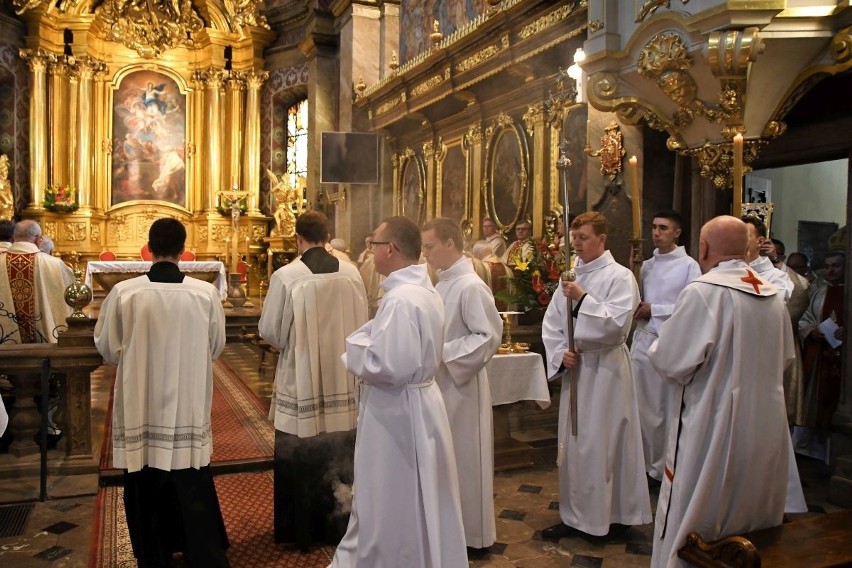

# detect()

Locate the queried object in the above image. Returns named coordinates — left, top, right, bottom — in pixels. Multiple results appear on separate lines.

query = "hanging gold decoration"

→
left=223, top=0, right=271, bottom=38
left=96, top=0, right=204, bottom=58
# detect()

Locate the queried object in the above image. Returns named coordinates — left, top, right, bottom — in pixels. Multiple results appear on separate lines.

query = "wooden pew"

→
left=678, top=509, right=852, bottom=567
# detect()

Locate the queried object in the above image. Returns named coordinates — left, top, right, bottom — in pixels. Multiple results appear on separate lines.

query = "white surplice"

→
left=750, top=255, right=793, bottom=302
left=330, top=263, right=467, bottom=568
left=542, top=250, right=651, bottom=536
left=0, top=242, right=74, bottom=343
left=435, top=256, right=503, bottom=548
left=94, top=275, right=226, bottom=473
left=648, top=260, right=804, bottom=568
left=630, top=246, right=701, bottom=480
left=259, top=258, right=367, bottom=437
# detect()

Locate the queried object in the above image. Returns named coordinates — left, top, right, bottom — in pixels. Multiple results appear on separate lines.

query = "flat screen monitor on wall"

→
left=320, top=131, right=380, bottom=185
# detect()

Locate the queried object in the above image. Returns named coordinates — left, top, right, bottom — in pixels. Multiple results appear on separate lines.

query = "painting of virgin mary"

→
left=111, top=70, right=187, bottom=207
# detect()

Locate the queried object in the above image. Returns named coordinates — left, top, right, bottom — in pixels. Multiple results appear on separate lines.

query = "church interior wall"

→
left=750, top=159, right=848, bottom=261
left=0, top=43, right=29, bottom=215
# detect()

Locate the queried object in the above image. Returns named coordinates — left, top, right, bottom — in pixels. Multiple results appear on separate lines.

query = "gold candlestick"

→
left=628, top=156, right=641, bottom=240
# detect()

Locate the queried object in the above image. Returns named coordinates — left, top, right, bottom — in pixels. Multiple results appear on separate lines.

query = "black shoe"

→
left=541, top=522, right=576, bottom=541
left=33, top=431, right=62, bottom=450
left=467, top=546, right=489, bottom=559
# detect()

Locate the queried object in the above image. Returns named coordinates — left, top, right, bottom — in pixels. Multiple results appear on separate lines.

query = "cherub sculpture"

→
left=267, top=169, right=305, bottom=238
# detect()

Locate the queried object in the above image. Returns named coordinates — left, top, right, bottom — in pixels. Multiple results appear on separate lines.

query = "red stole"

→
left=5, top=252, right=37, bottom=343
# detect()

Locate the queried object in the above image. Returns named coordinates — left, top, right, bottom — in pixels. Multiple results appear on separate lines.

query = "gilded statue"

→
left=267, top=170, right=305, bottom=238
left=0, top=155, right=13, bottom=220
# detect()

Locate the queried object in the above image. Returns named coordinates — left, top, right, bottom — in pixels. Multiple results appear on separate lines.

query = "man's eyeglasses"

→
left=369, top=240, right=396, bottom=251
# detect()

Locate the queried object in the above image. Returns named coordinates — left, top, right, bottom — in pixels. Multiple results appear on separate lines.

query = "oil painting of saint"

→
left=402, top=159, right=423, bottom=223
left=111, top=70, right=186, bottom=207
left=441, top=145, right=466, bottom=222
left=490, top=130, right=525, bottom=226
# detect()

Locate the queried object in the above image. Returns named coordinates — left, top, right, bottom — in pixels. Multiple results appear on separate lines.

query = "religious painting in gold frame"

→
left=438, top=142, right=467, bottom=222
left=111, top=69, right=187, bottom=208
left=399, top=150, right=425, bottom=224
left=561, top=104, right=589, bottom=214
left=485, top=117, right=529, bottom=229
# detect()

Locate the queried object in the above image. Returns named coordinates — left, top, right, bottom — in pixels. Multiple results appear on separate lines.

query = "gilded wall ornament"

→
left=543, top=67, right=578, bottom=128
left=636, top=0, right=689, bottom=23
left=831, top=25, right=852, bottom=63
left=586, top=122, right=625, bottom=181
left=64, top=222, right=87, bottom=242
left=13, top=0, right=79, bottom=14
left=96, top=0, right=204, bottom=58
left=223, top=0, right=270, bottom=38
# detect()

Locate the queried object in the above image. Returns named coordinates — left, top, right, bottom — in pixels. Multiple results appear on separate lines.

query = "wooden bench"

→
left=678, top=509, right=852, bottom=567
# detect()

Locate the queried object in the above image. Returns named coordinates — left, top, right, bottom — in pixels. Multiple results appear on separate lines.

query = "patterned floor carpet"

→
left=99, top=360, right=275, bottom=473
left=90, top=472, right=335, bottom=568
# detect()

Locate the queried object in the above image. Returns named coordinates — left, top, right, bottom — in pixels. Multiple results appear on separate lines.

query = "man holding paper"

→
left=799, top=251, right=845, bottom=431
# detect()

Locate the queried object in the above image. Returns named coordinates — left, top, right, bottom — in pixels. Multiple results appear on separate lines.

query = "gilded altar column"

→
left=523, top=103, right=547, bottom=233
left=73, top=58, right=100, bottom=209
left=244, top=68, right=268, bottom=214
left=226, top=74, right=245, bottom=195
left=21, top=49, right=49, bottom=210
left=463, top=123, right=483, bottom=237
left=204, top=69, right=226, bottom=211
left=93, top=67, right=111, bottom=213
left=47, top=59, right=70, bottom=188
left=422, top=139, right=439, bottom=220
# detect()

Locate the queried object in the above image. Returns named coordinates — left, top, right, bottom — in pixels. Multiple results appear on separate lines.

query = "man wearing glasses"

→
left=330, top=216, right=467, bottom=567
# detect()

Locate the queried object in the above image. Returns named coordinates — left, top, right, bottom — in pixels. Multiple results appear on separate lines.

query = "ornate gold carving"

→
left=518, top=5, right=575, bottom=40
left=44, top=221, right=58, bottom=239
left=430, top=20, right=444, bottom=47
left=832, top=25, right=852, bottom=63
left=376, top=93, right=405, bottom=116
left=682, top=139, right=761, bottom=189
left=422, top=140, right=438, bottom=159
left=586, top=122, right=625, bottom=181
left=96, top=0, right=204, bottom=58
left=64, top=222, right=87, bottom=242
left=199, top=226, right=208, bottom=243
left=464, top=123, right=483, bottom=147
left=19, top=49, right=51, bottom=73
left=13, top=0, right=79, bottom=14
left=762, top=121, right=787, bottom=139
left=108, top=214, right=129, bottom=241
left=91, top=223, right=101, bottom=242
left=251, top=225, right=265, bottom=243
left=245, top=68, right=270, bottom=89
left=391, top=153, right=400, bottom=169
left=210, top=225, right=230, bottom=244
left=522, top=103, right=545, bottom=135
left=456, top=36, right=509, bottom=74
left=411, top=73, right=445, bottom=98
left=588, top=20, right=603, bottom=33
left=681, top=532, right=760, bottom=567
left=636, top=0, right=690, bottom=23
left=223, top=0, right=270, bottom=37
left=0, top=155, right=12, bottom=221
left=389, top=51, right=400, bottom=73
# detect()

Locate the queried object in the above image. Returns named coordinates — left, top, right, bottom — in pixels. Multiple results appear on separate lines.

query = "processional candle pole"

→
left=732, top=133, right=744, bottom=218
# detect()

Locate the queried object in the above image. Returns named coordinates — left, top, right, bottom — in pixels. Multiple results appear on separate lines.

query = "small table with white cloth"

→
left=84, top=261, right=228, bottom=300
left=486, top=351, right=551, bottom=470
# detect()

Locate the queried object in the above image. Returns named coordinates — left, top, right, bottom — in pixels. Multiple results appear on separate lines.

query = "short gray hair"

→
left=14, top=219, right=41, bottom=241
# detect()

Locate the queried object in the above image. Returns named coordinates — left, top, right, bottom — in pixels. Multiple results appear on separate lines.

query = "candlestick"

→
left=628, top=155, right=641, bottom=240
left=732, top=133, right=744, bottom=218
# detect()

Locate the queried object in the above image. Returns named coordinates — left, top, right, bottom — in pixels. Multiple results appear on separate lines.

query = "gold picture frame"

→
left=484, top=114, right=530, bottom=231
left=396, top=148, right=426, bottom=224
left=437, top=140, right=467, bottom=222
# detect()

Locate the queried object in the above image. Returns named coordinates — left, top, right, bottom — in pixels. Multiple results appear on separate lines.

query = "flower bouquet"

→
left=43, top=185, right=79, bottom=213
left=496, top=235, right=567, bottom=311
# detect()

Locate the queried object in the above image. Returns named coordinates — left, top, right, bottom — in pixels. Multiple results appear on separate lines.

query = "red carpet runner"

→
left=90, top=472, right=335, bottom=567
left=99, top=359, right=275, bottom=472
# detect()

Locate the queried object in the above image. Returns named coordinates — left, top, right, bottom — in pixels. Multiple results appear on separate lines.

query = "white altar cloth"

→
left=85, top=261, right=228, bottom=299
left=486, top=352, right=551, bottom=409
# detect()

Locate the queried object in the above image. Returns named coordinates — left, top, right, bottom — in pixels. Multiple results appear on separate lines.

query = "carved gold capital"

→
left=463, top=123, right=483, bottom=147
left=522, top=103, right=545, bottom=136
left=244, top=68, right=270, bottom=89
left=20, top=48, right=51, bottom=72
left=683, top=138, right=761, bottom=190
left=422, top=140, right=438, bottom=159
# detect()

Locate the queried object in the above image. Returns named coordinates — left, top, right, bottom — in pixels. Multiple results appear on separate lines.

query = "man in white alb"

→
left=259, top=210, right=368, bottom=550
left=648, top=216, right=804, bottom=568
left=421, top=218, right=502, bottom=553
left=630, top=210, right=700, bottom=482
left=742, top=215, right=793, bottom=301
left=95, top=218, right=230, bottom=567
left=482, top=217, right=507, bottom=258
left=541, top=211, right=651, bottom=539
left=330, top=216, right=467, bottom=568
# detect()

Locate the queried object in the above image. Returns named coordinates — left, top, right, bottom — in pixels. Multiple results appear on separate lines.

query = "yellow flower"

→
left=514, top=259, right=529, bottom=272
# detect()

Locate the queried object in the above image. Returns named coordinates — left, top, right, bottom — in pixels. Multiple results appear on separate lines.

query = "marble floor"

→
left=0, top=341, right=844, bottom=567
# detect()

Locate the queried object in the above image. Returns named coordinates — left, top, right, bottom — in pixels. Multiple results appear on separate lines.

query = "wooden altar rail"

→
left=678, top=509, right=852, bottom=567
left=0, top=318, right=102, bottom=480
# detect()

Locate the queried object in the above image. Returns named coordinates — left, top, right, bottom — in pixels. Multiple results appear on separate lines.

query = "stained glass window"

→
left=287, top=99, right=308, bottom=191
